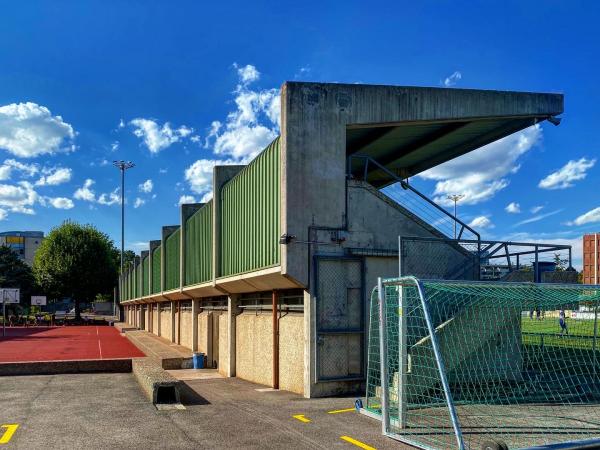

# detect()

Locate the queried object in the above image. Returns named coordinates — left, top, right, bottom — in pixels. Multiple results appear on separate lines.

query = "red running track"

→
left=0, top=326, right=145, bottom=363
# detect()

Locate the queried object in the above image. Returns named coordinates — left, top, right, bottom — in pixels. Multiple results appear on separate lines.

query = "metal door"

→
left=315, top=256, right=364, bottom=381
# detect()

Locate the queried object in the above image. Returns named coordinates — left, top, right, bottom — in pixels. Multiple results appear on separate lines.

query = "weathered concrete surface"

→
left=236, top=312, right=273, bottom=388
left=179, top=309, right=193, bottom=349
left=132, top=357, right=182, bottom=405
left=0, top=359, right=131, bottom=376
left=280, top=81, right=563, bottom=288
left=122, top=329, right=192, bottom=370
left=0, top=373, right=405, bottom=449
left=159, top=306, right=171, bottom=340
left=218, top=312, right=229, bottom=377
left=279, top=312, right=304, bottom=394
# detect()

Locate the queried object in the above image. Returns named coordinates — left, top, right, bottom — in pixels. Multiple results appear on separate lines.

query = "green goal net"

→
left=365, top=277, right=600, bottom=450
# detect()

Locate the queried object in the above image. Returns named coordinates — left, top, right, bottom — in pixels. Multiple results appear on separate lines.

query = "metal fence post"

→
left=377, top=277, right=390, bottom=435
left=413, top=278, right=465, bottom=450
left=398, top=281, right=407, bottom=428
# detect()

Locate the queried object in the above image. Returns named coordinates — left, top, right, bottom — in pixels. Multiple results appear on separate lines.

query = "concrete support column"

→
left=157, top=302, right=161, bottom=337
left=170, top=301, right=176, bottom=343
left=226, top=294, right=240, bottom=377
left=191, top=299, right=199, bottom=352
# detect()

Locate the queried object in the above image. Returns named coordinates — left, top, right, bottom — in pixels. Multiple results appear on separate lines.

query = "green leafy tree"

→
left=112, top=249, right=136, bottom=274
left=0, top=245, right=35, bottom=304
left=553, top=253, right=568, bottom=271
left=33, top=221, right=118, bottom=320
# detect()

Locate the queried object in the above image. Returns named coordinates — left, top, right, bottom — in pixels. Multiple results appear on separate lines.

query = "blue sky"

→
left=0, top=1, right=598, bottom=268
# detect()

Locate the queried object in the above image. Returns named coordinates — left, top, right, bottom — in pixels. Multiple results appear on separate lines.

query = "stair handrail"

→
left=347, top=154, right=481, bottom=241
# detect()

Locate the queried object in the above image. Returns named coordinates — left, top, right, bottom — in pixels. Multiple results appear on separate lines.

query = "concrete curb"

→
left=0, top=359, right=132, bottom=376
left=132, top=357, right=182, bottom=405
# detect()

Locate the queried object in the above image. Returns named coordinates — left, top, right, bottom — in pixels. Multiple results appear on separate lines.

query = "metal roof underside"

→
left=347, top=115, right=553, bottom=188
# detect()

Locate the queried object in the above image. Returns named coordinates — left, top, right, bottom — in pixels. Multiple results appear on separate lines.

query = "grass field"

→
left=522, top=317, right=597, bottom=336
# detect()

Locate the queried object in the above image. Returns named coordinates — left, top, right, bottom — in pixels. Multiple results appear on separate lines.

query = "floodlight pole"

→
left=113, top=160, right=135, bottom=319
left=447, top=194, right=465, bottom=239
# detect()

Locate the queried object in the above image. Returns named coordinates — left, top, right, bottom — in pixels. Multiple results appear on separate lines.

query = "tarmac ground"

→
left=0, top=372, right=410, bottom=450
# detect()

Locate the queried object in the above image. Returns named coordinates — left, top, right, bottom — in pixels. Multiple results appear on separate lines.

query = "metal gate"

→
left=314, top=256, right=364, bottom=382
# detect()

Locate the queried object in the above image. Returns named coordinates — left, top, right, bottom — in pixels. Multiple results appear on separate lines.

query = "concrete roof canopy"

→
left=331, top=85, right=564, bottom=188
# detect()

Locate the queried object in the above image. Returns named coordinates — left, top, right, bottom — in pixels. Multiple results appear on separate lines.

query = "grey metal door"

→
left=315, top=256, right=364, bottom=381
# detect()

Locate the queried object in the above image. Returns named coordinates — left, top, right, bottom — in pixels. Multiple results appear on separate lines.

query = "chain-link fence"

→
left=366, top=277, right=600, bottom=450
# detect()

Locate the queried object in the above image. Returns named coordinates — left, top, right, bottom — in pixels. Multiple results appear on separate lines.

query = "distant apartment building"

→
left=0, top=231, right=44, bottom=266
left=582, top=233, right=600, bottom=284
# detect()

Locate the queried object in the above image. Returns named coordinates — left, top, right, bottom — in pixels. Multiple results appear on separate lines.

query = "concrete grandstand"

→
left=120, top=82, right=567, bottom=398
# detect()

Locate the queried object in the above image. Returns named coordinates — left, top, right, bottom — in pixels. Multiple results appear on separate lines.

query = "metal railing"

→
left=347, top=154, right=480, bottom=242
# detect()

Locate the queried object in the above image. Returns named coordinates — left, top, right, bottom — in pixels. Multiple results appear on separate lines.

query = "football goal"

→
left=365, top=277, right=600, bottom=450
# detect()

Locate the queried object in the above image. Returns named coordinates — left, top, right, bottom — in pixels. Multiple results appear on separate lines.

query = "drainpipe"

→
left=272, top=290, right=279, bottom=390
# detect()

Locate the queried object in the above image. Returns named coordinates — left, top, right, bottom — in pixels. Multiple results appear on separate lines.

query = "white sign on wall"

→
left=31, top=296, right=47, bottom=306
left=0, top=289, right=20, bottom=304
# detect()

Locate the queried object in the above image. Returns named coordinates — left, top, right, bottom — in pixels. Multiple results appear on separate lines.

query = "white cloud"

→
left=46, top=197, right=74, bottom=209
left=184, top=64, right=280, bottom=199
left=130, top=118, right=194, bottom=153
left=513, top=209, right=563, bottom=227
left=178, top=195, right=196, bottom=205
left=468, top=215, right=494, bottom=229
left=567, top=207, right=600, bottom=227
left=0, top=159, right=38, bottom=181
left=111, top=141, right=119, bottom=152
left=443, top=71, right=462, bottom=87
left=0, top=208, right=6, bottom=220
left=97, top=189, right=120, bottom=206
left=159, top=168, right=168, bottom=174
left=35, top=167, right=72, bottom=186
left=0, top=181, right=38, bottom=214
left=505, top=202, right=521, bottom=214
left=73, top=178, right=120, bottom=206
left=420, top=125, right=542, bottom=206
left=184, top=158, right=237, bottom=197
left=234, top=63, right=260, bottom=84
left=538, top=157, right=596, bottom=190
left=0, top=102, right=75, bottom=158
left=138, top=179, right=153, bottom=193
left=118, top=119, right=125, bottom=129
left=73, top=178, right=96, bottom=202
left=530, top=205, right=544, bottom=214
left=134, top=197, right=145, bottom=208
left=204, top=64, right=280, bottom=160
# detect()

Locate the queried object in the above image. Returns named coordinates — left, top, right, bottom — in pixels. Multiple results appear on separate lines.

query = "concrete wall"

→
left=159, top=307, right=171, bottom=340
left=236, top=312, right=272, bottom=387
left=279, top=312, right=304, bottom=394
left=144, top=307, right=150, bottom=332
left=152, top=305, right=159, bottom=335
left=280, top=82, right=563, bottom=288
left=218, top=313, right=229, bottom=377
left=180, top=309, right=193, bottom=349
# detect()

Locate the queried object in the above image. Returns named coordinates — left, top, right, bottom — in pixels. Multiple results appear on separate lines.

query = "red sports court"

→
left=0, top=326, right=145, bottom=363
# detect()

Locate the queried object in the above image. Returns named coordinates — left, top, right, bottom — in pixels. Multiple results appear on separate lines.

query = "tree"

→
left=0, top=245, right=35, bottom=305
left=553, top=253, right=569, bottom=271
left=112, top=249, right=136, bottom=274
left=33, top=221, right=118, bottom=320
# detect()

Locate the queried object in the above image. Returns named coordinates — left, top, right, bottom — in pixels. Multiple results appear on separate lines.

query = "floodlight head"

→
left=113, top=160, right=136, bottom=170
left=547, top=116, right=562, bottom=126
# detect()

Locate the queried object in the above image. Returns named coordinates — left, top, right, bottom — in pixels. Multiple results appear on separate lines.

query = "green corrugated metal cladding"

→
left=152, top=246, right=161, bottom=294
left=136, top=262, right=142, bottom=298
left=142, top=256, right=149, bottom=297
left=184, top=201, right=213, bottom=285
left=165, top=228, right=180, bottom=291
left=220, top=137, right=280, bottom=277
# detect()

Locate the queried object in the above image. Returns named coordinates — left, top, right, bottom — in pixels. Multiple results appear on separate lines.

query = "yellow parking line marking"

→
left=0, top=424, right=19, bottom=445
left=328, top=408, right=355, bottom=414
left=292, top=414, right=311, bottom=423
left=340, top=435, right=376, bottom=450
